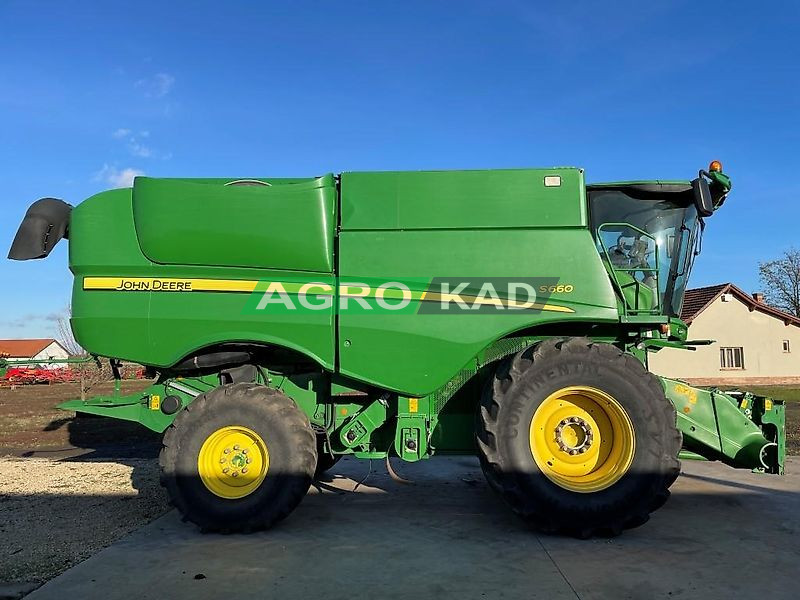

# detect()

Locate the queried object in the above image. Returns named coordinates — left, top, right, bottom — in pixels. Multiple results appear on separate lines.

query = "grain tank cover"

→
left=340, top=168, right=586, bottom=230
left=132, top=175, right=336, bottom=272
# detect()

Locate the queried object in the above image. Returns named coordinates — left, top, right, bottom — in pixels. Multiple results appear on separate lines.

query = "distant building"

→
left=649, top=283, right=800, bottom=385
left=0, top=338, right=70, bottom=369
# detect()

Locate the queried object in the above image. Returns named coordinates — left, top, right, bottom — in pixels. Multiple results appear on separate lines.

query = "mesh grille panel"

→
left=431, top=337, right=533, bottom=413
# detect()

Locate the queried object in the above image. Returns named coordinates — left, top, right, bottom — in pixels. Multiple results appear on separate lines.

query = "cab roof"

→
left=587, top=180, right=692, bottom=194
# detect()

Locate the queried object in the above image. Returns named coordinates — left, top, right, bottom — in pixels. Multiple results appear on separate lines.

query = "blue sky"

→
left=1, top=1, right=798, bottom=338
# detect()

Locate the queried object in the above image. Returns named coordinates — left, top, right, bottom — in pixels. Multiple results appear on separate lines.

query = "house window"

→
left=720, top=347, right=745, bottom=369
left=783, top=340, right=791, bottom=353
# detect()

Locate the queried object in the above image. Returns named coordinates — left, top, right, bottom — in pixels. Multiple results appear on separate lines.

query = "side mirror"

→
left=691, top=174, right=714, bottom=217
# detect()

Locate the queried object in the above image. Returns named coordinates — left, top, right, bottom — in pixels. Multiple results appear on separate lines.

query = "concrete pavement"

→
left=26, top=456, right=800, bottom=600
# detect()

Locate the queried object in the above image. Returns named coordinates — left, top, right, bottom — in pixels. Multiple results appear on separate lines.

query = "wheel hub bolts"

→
left=555, top=416, right=593, bottom=454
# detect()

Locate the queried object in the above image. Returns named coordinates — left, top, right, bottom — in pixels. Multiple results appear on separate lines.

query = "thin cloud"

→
left=1, top=317, right=28, bottom=329
left=135, top=72, right=175, bottom=98
left=0, top=313, right=62, bottom=329
left=93, top=164, right=145, bottom=188
left=111, top=129, right=165, bottom=160
left=129, top=141, right=152, bottom=158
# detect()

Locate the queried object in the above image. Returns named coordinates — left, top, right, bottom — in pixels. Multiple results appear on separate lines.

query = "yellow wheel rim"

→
left=197, top=425, right=269, bottom=499
left=529, top=386, right=635, bottom=493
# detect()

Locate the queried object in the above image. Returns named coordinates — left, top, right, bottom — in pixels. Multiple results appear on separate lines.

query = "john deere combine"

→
left=8, top=161, right=785, bottom=537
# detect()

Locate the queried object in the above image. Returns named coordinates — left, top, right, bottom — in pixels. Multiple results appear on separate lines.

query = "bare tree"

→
left=759, top=248, right=800, bottom=317
left=56, top=305, right=85, bottom=356
left=56, top=305, right=111, bottom=398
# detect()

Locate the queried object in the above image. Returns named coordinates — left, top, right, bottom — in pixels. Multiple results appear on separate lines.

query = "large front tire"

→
left=477, top=337, right=681, bottom=537
left=159, top=383, right=317, bottom=533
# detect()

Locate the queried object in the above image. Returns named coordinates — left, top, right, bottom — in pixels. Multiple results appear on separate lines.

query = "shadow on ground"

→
left=5, top=452, right=800, bottom=600
left=30, top=412, right=162, bottom=460
left=3, top=403, right=800, bottom=599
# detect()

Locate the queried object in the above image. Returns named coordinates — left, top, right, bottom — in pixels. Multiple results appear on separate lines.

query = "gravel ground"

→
left=0, top=456, right=168, bottom=587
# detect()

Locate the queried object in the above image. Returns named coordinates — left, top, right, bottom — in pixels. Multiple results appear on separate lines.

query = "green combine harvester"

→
left=8, top=161, right=785, bottom=537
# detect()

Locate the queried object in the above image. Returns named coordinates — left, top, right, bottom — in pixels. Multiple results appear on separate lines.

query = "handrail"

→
left=597, top=222, right=661, bottom=316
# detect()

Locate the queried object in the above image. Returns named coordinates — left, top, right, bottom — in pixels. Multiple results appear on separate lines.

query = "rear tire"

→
left=477, top=337, right=681, bottom=537
left=159, top=383, right=317, bottom=533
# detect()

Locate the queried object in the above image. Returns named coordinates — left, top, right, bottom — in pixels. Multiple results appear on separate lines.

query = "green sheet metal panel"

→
left=337, top=228, right=619, bottom=396
left=69, top=168, right=610, bottom=390
left=340, top=168, right=586, bottom=230
left=132, top=175, right=336, bottom=272
left=145, top=269, right=336, bottom=370
left=69, top=189, right=336, bottom=369
left=70, top=189, right=153, bottom=360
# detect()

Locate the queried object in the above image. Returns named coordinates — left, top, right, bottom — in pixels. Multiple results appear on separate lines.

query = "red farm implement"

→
left=0, top=365, right=78, bottom=386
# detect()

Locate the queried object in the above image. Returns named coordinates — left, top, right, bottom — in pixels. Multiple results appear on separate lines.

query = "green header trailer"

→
left=9, top=162, right=784, bottom=537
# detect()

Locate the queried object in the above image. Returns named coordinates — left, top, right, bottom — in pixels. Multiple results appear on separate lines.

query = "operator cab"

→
left=588, top=162, right=730, bottom=318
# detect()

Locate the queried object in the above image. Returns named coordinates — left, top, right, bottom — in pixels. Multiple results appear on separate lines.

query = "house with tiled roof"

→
left=0, top=338, right=70, bottom=369
left=649, top=283, right=800, bottom=385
